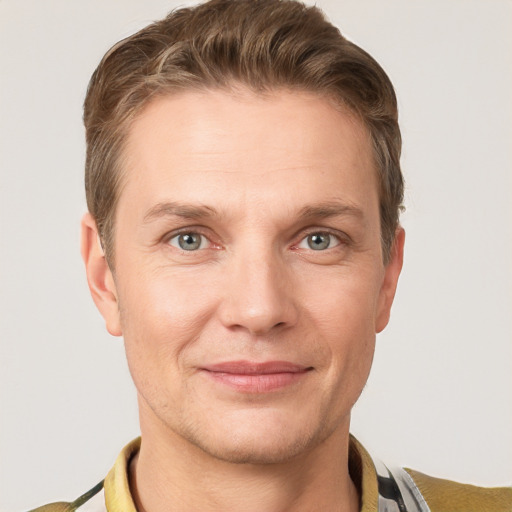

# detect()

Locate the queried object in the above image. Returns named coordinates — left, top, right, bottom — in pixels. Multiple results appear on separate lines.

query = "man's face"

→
left=89, top=89, right=403, bottom=464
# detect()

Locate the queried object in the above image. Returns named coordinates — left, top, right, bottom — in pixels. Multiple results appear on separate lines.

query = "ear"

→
left=81, top=213, right=122, bottom=336
left=375, top=228, right=405, bottom=333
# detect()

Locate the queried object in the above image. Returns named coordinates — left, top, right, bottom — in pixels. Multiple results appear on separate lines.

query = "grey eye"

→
left=303, top=233, right=336, bottom=251
left=169, top=232, right=205, bottom=251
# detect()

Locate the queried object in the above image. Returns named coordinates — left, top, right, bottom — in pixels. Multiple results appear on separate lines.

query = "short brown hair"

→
left=84, top=0, right=403, bottom=264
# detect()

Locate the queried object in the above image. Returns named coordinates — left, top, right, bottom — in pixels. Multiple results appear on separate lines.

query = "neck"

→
left=130, top=410, right=359, bottom=512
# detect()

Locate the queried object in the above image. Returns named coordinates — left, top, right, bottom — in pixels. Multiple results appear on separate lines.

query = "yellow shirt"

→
left=30, top=437, right=512, bottom=512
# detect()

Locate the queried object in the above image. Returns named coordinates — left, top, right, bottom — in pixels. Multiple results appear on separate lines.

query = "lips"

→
left=200, top=361, right=312, bottom=392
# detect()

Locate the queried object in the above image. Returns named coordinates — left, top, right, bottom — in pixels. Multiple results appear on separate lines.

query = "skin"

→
left=82, top=88, right=404, bottom=512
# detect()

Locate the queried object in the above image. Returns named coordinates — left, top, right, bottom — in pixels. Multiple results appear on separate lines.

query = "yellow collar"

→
left=104, top=437, right=140, bottom=512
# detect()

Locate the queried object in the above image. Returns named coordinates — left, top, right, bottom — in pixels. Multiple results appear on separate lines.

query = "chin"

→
left=177, top=410, right=335, bottom=465
left=192, top=434, right=316, bottom=465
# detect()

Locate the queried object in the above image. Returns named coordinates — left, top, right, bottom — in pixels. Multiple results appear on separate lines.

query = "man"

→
left=32, top=0, right=511, bottom=511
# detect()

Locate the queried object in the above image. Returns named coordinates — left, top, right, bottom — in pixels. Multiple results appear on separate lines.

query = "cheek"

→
left=300, top=265, right=382, bottom=334
left=117, top=268, right=219, bottom=368
left=299, top=267, right=379, bottom=381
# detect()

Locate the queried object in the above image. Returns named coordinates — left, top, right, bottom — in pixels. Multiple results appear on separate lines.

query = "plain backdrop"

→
left=1, top=1, right=511, bottom=510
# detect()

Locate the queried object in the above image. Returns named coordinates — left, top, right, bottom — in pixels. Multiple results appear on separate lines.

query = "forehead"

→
left=119, top=88, right=377, bottom=221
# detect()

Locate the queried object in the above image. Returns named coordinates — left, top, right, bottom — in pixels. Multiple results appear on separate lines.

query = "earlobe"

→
left=81, top=213, right=122, bottom=336
left=375, top=228, right=405, bottom=333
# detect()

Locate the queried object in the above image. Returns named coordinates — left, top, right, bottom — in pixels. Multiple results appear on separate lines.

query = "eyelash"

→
left=163, top=227, right=349, bottom=254
left=293, top=230, right=344, bottom=251
left=164, top=227, right=218, bottom=251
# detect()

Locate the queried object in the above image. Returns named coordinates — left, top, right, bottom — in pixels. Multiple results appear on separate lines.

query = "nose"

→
left=217, top=246, right=299, bottom=336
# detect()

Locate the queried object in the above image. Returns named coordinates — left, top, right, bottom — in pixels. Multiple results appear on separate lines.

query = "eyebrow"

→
left=142, top=200, right=364, bottom=224
left=297, top=201, right=364, bottom=221
left=143, top=202, right=218, bottom=223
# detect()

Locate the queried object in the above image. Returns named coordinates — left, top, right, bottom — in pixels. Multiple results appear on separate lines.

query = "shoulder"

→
left=28, top=504, right=69, bottom=512
left=406, top=468, right=512, bottom=512
left=28, top=481, right=105, bottom=512
left=28, top=438, right=140, bottom=512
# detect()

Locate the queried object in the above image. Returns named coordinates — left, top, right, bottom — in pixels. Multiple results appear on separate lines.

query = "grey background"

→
left=1, top=1, right=511, bottom=510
